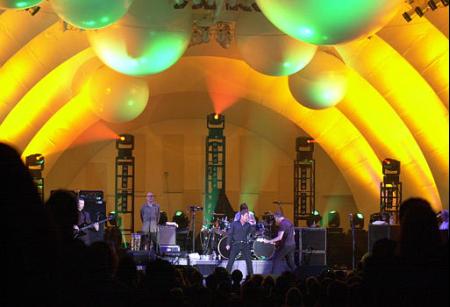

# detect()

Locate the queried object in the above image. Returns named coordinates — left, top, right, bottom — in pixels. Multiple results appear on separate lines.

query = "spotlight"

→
left=351, top=213, right=364, bottom=229
left=192, top=0, right=203, bottom=9
left=382, top=158, right=401, bottom=184
left=116, top=134, right=134, bottom=158
left=204, top=0, right=216, bottom=9
left=327, top=210, right=340, bottom=228
left=428, top=0, right=438, bottom=10
left=296, top=137, right=315, bottom=161
left=307, top=210, right=321, bottom=227
left=226, top=0, right=239, bottom=10
left=215, top=22, right=233, bottom=49
left=25, top=154, right=45, bottom=175
left=207, top=113, right=225, bottom=128
left=172, top=210, right=189, bottom=229
left=174, top=0, right=188, bottom=9
left=26, top=6, right=40, bottom=16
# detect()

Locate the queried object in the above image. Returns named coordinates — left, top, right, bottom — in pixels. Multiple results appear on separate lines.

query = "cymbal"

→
left=212, top=212, right=225, bottom=216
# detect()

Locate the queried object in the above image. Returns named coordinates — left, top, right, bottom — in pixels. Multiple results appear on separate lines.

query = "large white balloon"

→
left=256, top=0, right=402, bottom=45
left=237, top=12, right=317, bottom=76
left=50, top=0, right=133, bottom=30
left=288, top=52, right=349, bottom=109
left=87, top=0, right=192, bottom=76
left=88, top=66, right=149, bottom=123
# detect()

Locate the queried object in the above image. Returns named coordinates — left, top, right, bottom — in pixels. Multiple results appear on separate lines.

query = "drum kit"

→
left=200, top=211, right=278, bottom=260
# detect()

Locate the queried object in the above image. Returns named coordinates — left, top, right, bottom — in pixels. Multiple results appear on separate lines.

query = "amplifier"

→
left=159, top=244, right=181, bottom=255
left=158, top=225, right=176, bottom=245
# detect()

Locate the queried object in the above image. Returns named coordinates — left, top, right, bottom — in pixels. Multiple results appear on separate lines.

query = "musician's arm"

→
left=268, top=230, right=284, bottom=244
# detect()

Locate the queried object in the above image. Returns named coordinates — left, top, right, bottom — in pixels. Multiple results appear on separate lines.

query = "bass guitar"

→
left=74, top=213, right=115, bottom=238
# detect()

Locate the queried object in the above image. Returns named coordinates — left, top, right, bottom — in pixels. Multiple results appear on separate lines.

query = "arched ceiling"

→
left=0, top=2, right=448, bottom=214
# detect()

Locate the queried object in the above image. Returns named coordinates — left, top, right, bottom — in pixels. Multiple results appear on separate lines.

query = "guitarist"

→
left=263, top=211, right=296, bottom=274
left=73, top=197, right=99, bottom=245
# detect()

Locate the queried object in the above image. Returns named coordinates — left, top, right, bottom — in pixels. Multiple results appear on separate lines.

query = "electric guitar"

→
left=74, top=213, right=115, bottom=238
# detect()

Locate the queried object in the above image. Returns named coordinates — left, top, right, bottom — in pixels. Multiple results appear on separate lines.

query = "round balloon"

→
left=87, top=0, right=192, bottom=76
left=288, top=52, right=349, bottom=109
left=88, top=66, right=149, bottom=123
left=49, top=0, right=133, bottom=30
left=237, top=12, right=317, bottom=76
left=256, top=0, right=402, bottom=45
left=0, top=0, right=42, bottom=9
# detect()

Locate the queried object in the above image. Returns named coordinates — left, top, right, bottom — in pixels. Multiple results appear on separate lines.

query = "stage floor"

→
left=162, top=258, right=275, bottom=276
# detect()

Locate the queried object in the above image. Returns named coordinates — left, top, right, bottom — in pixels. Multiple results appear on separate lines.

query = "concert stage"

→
left=161, top=258, right=284, bottom=276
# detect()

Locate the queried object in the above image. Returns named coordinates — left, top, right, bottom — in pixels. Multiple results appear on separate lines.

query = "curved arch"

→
left=0, top=48, right=99, bottom=151
left=337, top=35, right=449, bottom=208
left=379, top=6, right=449, bottom=108
left=338, top=68, right=441, bottom=207
left=0, top=21, right=89, bottom=122
left=0, top=2, right=58, bottom=66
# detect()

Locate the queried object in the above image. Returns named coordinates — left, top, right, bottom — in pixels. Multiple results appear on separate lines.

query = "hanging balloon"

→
left=236, top=12, right=317, bottom=76
left=87, top=0, right=192, bottom=76
left=288, top=52, right=349, bottom=109
left=255, top=0, right=402, bottom=45
left=88, top=66, right=149, bottom=123
left=0, top=0, right=42, bottom=9
left=49, top=0, right=133, bottom=30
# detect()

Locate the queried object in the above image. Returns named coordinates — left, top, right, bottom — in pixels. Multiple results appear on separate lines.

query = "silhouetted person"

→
left=0, top=143, right=58, bottom=306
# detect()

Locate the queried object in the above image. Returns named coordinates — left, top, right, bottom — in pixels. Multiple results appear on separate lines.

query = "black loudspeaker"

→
left=296, top=227, right=327, bottom=266
left=79, top=190, right=106, bottom=244
left=368, top=224, right=400, bottom=254
left=158, top=225, right=176, bottom=245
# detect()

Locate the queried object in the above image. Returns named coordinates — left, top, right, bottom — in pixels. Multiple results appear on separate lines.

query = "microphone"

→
left=190, top=206, right=203, bottom=211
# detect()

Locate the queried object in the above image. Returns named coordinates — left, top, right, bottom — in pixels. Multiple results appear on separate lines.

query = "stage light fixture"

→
left=307, top=210, right=322, bottom=227
left=215, top=22, right=233, bottom=49
left=26, top=6, right=40, bottom=16
left=25, top=153, right=45, bottom=174
left=296, top=137, right=315, bottom=161
left=172, top=210, right=189, bottom=229
left=352, top=213, right=364, bottom=229
left=327, top=210, right=340, bottom=228
left=382, top=158, right=400, bottom=184
left=116, top=134, right=134, bottom=158
left=174, top=0, right=188, bottom=9
left=192, top=0, right=203, bottom=9
left=403, top=0, right=448, bottom=22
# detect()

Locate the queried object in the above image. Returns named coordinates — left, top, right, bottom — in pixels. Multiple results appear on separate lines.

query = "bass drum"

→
left=253, top=237, right=275, bottom=260
left=217, top=235, right=242, bottom=260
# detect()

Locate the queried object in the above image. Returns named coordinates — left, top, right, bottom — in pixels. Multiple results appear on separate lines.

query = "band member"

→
left=234, top=203, right=256, bottom=226
left=140, top=192, right=160, bottom=252
left=74, top=197, right=99, bottom=246
left=264, top=211, right=296, bottom=274
left=226, top=209, right=254, bottom=276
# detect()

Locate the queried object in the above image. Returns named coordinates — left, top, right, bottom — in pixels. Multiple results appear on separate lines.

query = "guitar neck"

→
left=79, top=217, right=111, bottom=231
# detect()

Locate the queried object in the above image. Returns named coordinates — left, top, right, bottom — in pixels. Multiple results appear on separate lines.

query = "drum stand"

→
left=188, top=206, right=203, bottom=253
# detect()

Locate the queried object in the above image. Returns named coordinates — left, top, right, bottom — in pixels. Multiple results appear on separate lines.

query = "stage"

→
left=160, top=257, right=286, bottom=276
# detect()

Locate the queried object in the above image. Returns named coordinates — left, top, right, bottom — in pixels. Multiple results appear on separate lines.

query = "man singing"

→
left=226, top=209, right=254, bottom=277
left=264, top=211, right=296, bottom=274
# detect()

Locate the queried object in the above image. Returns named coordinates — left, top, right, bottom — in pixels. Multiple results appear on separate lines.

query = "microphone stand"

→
left=349, top=214, right=356, bottom=270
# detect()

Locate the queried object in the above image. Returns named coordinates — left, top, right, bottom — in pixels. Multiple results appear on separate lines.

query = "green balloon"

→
left=50, top=0, right=133, bottom=30
left=0, top=0, right=42, bottom=9
left=256, top=0, right=402, bottom=45
left=88, top=0, right=192, bottom=76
